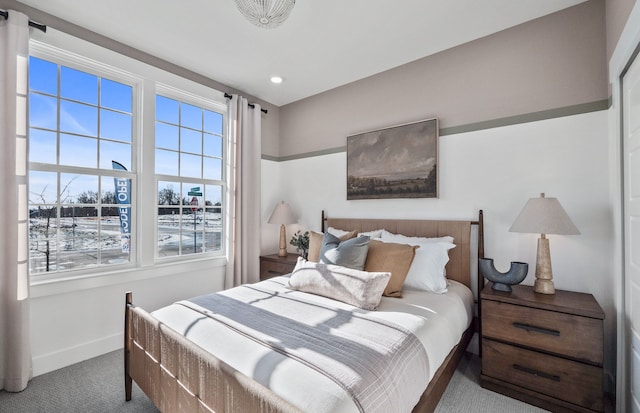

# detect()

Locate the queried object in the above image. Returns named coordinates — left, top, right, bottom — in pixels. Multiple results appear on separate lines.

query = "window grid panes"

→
left=28, top=56, right=135, bottom=277
left=156, top=95, right=224, bottom=258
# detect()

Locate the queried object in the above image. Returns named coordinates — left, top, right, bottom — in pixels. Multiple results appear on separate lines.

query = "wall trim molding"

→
left=264, top=99, right=610, bottom=162
left=275, top=146, right=347, bottom=162
left=439, top=99, right=609, bottom=136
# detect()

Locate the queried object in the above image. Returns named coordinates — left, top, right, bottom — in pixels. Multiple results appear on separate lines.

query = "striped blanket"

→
left=179, top=282, right=429, bottom=413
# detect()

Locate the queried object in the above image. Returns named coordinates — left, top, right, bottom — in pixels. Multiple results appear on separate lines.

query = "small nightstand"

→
left=259, top=253, right=298, bottom=280
left=480, top=283, right=604, bottom=413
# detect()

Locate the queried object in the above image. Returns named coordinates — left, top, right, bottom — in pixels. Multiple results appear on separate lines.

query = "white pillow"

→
left=403, top=241, right=455, bottom=293
left=358, top=229, right=384, bottom=238
left=287, top=258, right=391, bottom=310
left=378, top=232, right=456, bottom=293
left=380, top=229, right=454, bottom=244
left=327, top=226, right=352, bottom=237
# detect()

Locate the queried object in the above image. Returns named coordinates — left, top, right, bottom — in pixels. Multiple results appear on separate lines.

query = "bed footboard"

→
left=125, top=291, right=473, bottom=413
left=124, top=292, right=303, bottom=413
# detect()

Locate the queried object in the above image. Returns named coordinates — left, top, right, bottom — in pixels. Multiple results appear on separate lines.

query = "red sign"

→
left=190, top=196, right=198, bottom=211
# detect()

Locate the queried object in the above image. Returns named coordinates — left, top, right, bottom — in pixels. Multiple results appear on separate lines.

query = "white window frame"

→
left=154, top=83, right=228, bottom=262
left=28, top=42, right=141, bottom=283
left=28, top=40, right=229, bottom=288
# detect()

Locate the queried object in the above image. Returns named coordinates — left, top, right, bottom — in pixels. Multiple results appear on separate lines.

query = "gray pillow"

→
left=319, top=233, right=370, bottom=270
left=288, top=258, right=391, bottom=310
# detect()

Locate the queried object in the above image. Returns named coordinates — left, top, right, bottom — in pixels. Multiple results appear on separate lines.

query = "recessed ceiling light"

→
left=270, top=76, right=283, bottom=84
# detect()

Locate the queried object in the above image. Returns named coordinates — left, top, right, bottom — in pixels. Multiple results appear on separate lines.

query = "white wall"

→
left=261, top=157, right=284, bottom=254
left=262, top=110, right=616, bottom=388
left=30, top=260, right=226, bottom=376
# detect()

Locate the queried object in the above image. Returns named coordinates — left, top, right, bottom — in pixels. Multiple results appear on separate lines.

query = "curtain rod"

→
left=1, top=9, right=47, bottom=32
left=224, top=93, right=268, bottom=114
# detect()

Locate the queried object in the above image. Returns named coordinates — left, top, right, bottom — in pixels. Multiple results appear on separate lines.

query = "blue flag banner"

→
left=112, top=161, right=131, bottom=253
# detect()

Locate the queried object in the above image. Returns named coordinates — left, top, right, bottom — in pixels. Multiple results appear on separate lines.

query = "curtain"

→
left=225, top=95, right=262, bottom=288
left=0, top=10, right=32, bottom=392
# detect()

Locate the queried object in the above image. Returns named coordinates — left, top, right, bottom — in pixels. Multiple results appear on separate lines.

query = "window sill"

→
left=30, top=255, right=227, bottom=298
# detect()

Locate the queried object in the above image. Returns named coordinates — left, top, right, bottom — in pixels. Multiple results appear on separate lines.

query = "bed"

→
left=124, top=210, right=484, bottom=412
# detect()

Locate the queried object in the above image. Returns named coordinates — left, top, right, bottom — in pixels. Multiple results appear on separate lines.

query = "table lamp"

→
left=509, top=193, right=580, bottom=294
left=268, top=201, right=297, bottom=257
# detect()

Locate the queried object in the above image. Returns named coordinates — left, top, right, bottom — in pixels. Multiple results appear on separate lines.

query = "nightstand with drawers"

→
left=259, top=253, right=298, bottom=281
left=480, top=283, right=605, bottom=413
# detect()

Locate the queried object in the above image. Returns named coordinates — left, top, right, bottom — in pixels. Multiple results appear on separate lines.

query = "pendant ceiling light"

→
left=235, top=0, right=296, bottom=29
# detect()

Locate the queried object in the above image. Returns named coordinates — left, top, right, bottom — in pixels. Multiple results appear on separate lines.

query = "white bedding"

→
left=151, top=276, right=473, bottom=413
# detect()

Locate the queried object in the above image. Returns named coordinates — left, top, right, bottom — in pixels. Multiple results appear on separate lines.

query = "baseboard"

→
left=32, top=332, right=123, bottom=377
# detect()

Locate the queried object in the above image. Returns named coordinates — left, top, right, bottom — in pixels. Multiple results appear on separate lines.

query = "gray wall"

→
left=606, top=0, right=637, bottom=61
left=278, top=0, right=608, bottom=158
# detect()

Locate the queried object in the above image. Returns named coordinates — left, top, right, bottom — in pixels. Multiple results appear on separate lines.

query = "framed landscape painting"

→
left=347, top=118, right=438, bottom=200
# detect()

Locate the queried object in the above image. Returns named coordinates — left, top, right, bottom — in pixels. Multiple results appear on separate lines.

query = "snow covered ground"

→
left=29, top=212, right=223, bottom=274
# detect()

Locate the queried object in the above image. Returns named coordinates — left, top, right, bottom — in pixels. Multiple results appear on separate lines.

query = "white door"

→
left=623, top=49, right=640, bottom=413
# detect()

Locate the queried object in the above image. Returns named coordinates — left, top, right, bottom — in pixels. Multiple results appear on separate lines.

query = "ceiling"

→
left=16, top=0, right=587, bottom=106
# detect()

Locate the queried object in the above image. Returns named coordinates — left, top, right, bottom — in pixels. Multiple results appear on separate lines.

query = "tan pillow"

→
left=307, top=230, right=356, bottom=262
left=364, top=240, right=418, bottom=298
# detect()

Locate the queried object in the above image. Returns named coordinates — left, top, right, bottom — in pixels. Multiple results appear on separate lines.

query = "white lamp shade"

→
left=268, top=201, right=297, bottom=225
left=509, top=193, right=580, bottom=235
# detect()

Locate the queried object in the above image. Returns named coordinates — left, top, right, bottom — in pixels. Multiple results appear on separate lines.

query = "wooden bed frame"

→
left=125, top=210, right=484, bottom=413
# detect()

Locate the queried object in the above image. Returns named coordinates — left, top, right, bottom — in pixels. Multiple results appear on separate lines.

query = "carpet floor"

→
left=0, top=350, right=550, bottom=412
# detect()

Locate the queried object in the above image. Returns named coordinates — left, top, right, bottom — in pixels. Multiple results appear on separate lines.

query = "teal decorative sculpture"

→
left=479, top=258, right=528, bottom=292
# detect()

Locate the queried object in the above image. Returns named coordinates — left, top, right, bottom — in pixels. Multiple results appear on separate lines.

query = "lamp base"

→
left=534, top=278, right=555, bottom=294
left=278, top=224, right=287, bottom=257
left=533, top=236, right=555, bottom=294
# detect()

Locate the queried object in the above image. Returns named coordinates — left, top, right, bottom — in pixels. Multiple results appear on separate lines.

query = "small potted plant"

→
left=289, top=230, right=310, bottom=259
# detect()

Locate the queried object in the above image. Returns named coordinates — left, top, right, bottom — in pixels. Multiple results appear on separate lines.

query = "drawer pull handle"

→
left=512, top=364, right=560, bottom=382
left=512, top=322, right=560, bottom=336
left=267, top=270, right=286, bottom=275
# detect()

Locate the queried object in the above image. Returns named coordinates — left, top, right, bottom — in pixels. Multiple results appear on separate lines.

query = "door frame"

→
left=609, top=3, right=640, bottom=412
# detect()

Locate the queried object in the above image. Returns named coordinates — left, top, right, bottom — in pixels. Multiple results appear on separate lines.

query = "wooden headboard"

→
left=322, top=210, right=484, bottom=290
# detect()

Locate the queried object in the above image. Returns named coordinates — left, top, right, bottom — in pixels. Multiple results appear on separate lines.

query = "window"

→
left=27, top=46, right=227, bottom=282
left=28, top=56, right=135, bottom=277
left=155, top=93, right=225, bottom=258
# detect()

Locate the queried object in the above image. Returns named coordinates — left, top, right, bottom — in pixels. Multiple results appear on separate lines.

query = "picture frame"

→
left=347, top=118, right=438, bottom=200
